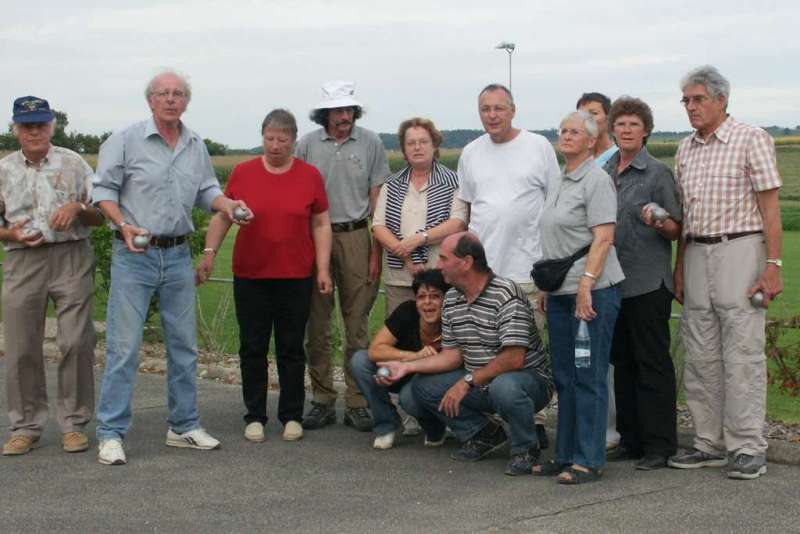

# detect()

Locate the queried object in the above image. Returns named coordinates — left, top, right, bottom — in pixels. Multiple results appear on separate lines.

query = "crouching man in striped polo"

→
left=378, top=232, right=553, bottom=475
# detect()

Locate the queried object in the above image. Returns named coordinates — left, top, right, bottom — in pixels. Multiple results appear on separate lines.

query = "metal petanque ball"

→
left=133, top=233, right=151, bottom=249
left=643, top=202, right=669, bottom=222
left=376, top=367, right=392, bottom=379
left=750, top=291, right=765, bottom=308
left=233, top=207, right=250, bottom=221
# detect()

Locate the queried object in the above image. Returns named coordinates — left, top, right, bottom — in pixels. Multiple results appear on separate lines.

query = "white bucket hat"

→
left=314, top=80, right=362, bottom=110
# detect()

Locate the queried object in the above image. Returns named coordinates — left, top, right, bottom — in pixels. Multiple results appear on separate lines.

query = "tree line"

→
left=0, top=110, right=229, bottom=156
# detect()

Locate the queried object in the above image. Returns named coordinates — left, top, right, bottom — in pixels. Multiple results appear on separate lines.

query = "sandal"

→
left=532, top=460, right=567, bottom=477
left=557, top=465, right=602, bottom=485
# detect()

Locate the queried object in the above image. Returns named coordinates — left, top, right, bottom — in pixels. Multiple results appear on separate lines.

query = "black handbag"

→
left=530, top=245, right=591, bottom=292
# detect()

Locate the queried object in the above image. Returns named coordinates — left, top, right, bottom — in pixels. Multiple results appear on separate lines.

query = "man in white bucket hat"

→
left=296, top=81, right=390, bottom=432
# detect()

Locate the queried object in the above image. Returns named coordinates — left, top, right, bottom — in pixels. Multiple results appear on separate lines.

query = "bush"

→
left=90, top=208, right=213, bottom=331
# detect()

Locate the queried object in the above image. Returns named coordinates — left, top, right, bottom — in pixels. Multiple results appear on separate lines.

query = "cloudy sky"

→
left=2, top=0, right=798, bottom=148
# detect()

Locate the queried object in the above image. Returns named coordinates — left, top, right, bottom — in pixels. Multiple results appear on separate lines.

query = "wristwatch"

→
left=766, top=259, right=783, bottom=267
left=463, top=373, right=476, bottom=388
left=421, top=230, right=430, bottom=245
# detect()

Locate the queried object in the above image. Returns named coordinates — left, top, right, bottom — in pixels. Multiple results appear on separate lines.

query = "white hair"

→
left=144, top=68, right=192, bottom=101
left=560, top=110, right=599, bottom=138
left=12, top=119, right=56, bottom=134
left=680, top=65, right=730, bottom=99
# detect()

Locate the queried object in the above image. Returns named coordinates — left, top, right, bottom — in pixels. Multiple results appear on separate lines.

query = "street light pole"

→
left=494, top=41, right=516, bottom=90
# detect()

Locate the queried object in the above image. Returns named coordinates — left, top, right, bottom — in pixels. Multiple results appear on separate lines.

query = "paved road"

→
left=1, top=360, right=799, bottom=533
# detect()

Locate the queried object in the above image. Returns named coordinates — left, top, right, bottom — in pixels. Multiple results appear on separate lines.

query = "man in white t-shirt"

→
left=457, top=83, right=560, bottom=448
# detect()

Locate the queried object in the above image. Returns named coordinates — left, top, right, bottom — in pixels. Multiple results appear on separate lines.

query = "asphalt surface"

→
left=1, top=360, right=799, bottom=534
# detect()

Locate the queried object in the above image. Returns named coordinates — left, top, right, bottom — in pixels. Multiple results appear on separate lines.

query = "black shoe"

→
left=343, top=407, right=374, bottom=432
left=301, top=403, right=336, bottom=430
left=505, top=446, right=541, bottom=476
left=450, top=423, right=508, bottom=462
left=635, top=454, right=668, bottom=471
left=536, top=424, right=549, bottom=450
left=607, top=444, right=642, bottom=462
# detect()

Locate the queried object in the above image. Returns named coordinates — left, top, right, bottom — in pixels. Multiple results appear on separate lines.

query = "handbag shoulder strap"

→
left=570, top=244, right=592, bottom=261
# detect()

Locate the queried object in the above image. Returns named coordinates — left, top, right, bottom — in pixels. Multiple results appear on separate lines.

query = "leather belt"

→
left=331, top=219, right=368, bottom=233
left=686, top=230, right=761, bottom=244
left=114, top=231, right=187, bottom=249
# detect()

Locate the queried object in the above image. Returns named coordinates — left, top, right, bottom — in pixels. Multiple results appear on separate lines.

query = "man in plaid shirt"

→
left=667, top=65, right=783, bottom=480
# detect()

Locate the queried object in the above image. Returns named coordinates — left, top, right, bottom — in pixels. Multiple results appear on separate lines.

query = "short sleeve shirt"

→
left=441, top=275, right=552, bottom=391
left=225, top=157, right=328, bottom=279
left=604, top=147, right=682, bottom=298
left=385, top=300, right=422, bottom=352
left=457, top=130, right=560, bottom=282
left=675, top=116, right=781, bottom=237
left=0, top=146, right=94, bottom=250
left=539, top=157, right=625, bottom=295
left=295, top=125, right=389, bottom=223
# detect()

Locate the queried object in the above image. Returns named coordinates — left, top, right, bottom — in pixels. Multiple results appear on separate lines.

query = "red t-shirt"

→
left=225, top=157, right=329, bottom=279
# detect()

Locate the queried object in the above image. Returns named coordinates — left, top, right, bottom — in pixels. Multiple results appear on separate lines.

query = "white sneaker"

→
left=244, top=422, right=265, bottom=443
left=166, top=428, right=221, bottom=450
left=98, top=439, right=126, bottom=465
left=401, top=415, right=422, bottom=436
left=282, top=421, right=304, bottom=442
left=373, top=432, right=396, bottom=450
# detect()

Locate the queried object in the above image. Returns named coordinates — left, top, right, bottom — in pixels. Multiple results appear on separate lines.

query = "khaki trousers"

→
left=681, top=234, right=767, bottom=456
left=306, top=227, right=378, bottom=408
left=2, top=240, right=96, bottom=438
left=383, top=284, right=415, bottom=317
left=519, top=282, right=551, bottom=426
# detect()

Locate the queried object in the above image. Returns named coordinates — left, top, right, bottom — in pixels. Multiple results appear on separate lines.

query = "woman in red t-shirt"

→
left=197, top=109, right=332, bottom=444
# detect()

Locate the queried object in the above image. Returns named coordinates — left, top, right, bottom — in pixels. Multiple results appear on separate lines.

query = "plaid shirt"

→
left=0, top=146, right=94, bottom=250
left=676, top=117, right=781, bottom=237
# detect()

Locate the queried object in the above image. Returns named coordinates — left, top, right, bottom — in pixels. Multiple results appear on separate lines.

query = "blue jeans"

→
left=96, top=241, right=201, bottom=440
left=548, top=285, right=621, bottom=469
left=351, top=350, right=420, bottom=436
left=412, top=368, right=551, bottom=454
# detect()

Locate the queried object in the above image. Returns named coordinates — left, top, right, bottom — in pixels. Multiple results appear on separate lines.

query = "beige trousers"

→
left=306, top=227, right=378, bottom=408
left=383, top=284, right=416, bottom=317
left=681, top=234, right=767, bottom=456
left=2, top=240, right=96, bottom=438
left=518, top=282, right=552, bottom=426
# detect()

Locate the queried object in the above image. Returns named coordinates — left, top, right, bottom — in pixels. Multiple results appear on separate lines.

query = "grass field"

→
left=1, top=141, right=799, bottom=421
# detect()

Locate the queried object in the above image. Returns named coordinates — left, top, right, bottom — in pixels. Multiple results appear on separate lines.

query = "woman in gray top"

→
left=603, top=97, right=682, bottom=470
left=534, top=111, right=624, bottom=484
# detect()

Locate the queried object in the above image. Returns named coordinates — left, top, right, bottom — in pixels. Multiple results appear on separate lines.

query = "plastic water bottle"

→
left=575, top=320, right=591, bottom=368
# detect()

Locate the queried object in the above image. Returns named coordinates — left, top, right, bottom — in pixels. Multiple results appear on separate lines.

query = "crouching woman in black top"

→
left=352, top=269, right=450, bottom=450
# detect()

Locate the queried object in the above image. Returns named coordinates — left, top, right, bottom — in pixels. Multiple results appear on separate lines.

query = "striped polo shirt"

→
left=441, top=274, right=552, bottom=389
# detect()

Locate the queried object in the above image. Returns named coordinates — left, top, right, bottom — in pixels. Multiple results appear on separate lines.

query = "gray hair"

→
left=478, top=83, right=515, bottom=107
left=261, top=109, right=298, bottom=140
left=144, top=69, right=192, bottom=102
left=560, top=110, right=599, bottom=138
left=12, top=119, right=56, bottom=133
left=680, top=65, right=730, bottom=99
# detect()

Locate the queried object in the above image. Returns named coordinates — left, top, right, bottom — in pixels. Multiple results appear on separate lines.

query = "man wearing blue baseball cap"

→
left=0, top=96, right=105, bottom=456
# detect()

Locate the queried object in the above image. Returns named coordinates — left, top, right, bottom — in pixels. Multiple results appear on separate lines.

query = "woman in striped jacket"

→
left=372, top=117, right=467, bottom=316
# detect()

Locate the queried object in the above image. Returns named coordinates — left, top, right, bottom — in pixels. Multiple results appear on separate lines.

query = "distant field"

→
left=1, top=143, right=799, bottom=422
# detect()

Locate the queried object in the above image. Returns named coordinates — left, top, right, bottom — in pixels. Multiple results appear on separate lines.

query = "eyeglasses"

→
left=613, top=120, right=645, bottom=130
left=405, top=138, right=432, bottom=148
left=480, top=105, right=511, bottom=114
left=680, top=95, right=710, bottom=107
left=559, top=128, right=588, bottom=137
left=151, top=90, right=188, bottom=100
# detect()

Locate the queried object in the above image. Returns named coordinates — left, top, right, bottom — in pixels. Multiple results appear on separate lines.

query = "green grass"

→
left=1, top=145, right=799, bottom=422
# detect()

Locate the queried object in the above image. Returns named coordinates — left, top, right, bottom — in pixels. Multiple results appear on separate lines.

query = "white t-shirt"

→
left=458, top=130, right=560, bottom=282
